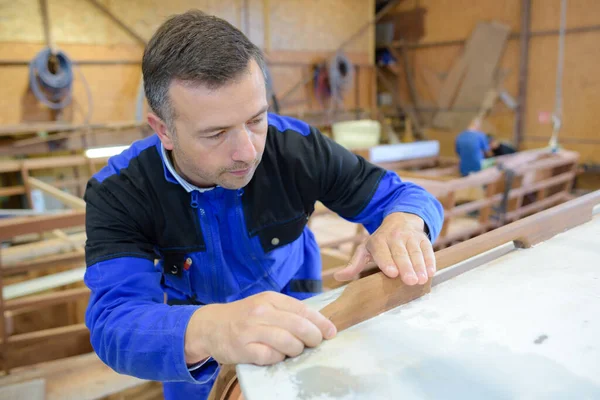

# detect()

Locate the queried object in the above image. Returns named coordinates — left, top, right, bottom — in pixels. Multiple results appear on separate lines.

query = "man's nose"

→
left=231, top=127, right=258, bottom=163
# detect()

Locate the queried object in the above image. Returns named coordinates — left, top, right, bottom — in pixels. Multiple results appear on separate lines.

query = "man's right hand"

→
left=184, top=291, right=337, bottom=366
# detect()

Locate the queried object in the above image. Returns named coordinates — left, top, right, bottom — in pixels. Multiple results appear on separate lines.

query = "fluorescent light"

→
left=85, top=145, right=130, bottom=159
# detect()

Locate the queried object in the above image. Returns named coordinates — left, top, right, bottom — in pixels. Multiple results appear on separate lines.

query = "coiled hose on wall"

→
left=314, top=51, right=354, bottom=109
left=328, top=51, right=354, bottom=104
left=29, top=47, right=74, bottom=110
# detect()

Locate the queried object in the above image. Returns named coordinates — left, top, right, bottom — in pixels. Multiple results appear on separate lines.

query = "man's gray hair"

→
left=142, top=10, right=267, bottom=131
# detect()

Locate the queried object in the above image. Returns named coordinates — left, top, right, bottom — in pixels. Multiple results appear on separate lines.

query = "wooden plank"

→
left=6, top=333, right=92, bottom=372
left=1, top=233, right=86, bottom=265
left=319, top=190, right=600, bottom=333
left=0, top=211, right=85, bottom=241
left=432, top=22, right=510, bottom=129
left=0, top=155, right=107, bottom=174
left=3, top=267, right=85, bottom=300
left=27, top=178, right=86, bottom=210
left=5, top=287, right=90, bottom=311
left=445, top=22, right=510, bottom=130
left=504, top=192, right=567, bottom=221
left=431, top=56, right=467, bottom=127
left=0, top=185, right=25, bottom=197
left=0, top=120, right=144, bottom=137
left=6, top=323, right=88, bottom=347
left=320, top=271, right=432, bottom=332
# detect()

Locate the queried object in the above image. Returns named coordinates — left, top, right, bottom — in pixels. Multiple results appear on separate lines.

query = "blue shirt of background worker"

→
left=455, top=121, right=493, bottom=176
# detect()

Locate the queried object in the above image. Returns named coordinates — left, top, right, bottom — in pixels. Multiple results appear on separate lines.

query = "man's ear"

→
left=148, top=112, right=174, bottom=150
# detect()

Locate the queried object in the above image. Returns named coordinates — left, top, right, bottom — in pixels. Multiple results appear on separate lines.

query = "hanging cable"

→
left=327, top=51, right=354, bottom=111
left=72, top=63, right=94, bottom=125
left=549, top=0, right=567, bottom=152
left=29, top=47, right=74, bottom=110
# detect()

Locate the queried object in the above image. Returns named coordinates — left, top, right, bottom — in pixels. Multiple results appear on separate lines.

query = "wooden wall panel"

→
left=0, top=0, right=375, bottom=128
left=396, top=0, right=521, bottom=43
left=526, top=32, right=600, bottom=144
left=530, top=0, right=600, bottom=31
left=269, top=0, right=373, bottom=52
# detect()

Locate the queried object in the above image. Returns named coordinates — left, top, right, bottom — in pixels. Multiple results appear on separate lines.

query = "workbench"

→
left=216, top=191, right=600, bottom=399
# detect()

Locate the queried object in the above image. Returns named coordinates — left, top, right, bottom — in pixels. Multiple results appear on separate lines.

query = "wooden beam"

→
left=514, top=0, right=531, bottom=149
left=0, top=120, right=144, bottom=138
left=5, top=287, right=89, bottom=312
left=1, top=232, right=86, bottom=266
left=27, top=177, right=86, bottom=210
left=39, top=0, right=55, bottom=54
left=0, top=186, right=25, bottom=197
left=0, top=155, right=108, bottom=174
left=263, top=0, right=270, bottom=52
left=3, top=268, right=85, bottom=300
left=320, top=274, right=431, bottom=332
left=84, top=0, right=147, bottom=46
left=6, top=324, right=88, bottom=347
left=2, top=251, right=85, bottom=276
left=396, top=24, right=600, bottom=50
left=0, top=211, right=85, bottom=241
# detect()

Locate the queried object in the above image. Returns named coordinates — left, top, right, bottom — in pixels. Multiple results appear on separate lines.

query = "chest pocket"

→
left=159, top=250, right=194, bottom=302
left=255, top=212, right=309, bottom=253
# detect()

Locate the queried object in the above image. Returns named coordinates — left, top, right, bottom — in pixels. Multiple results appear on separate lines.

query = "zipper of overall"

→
left=235, top=189, right=252, bottom=257
left=190, top=191, right=218, bottom=302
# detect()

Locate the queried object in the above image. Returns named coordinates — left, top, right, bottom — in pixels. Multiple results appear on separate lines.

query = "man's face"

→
left=150, top=60, right=269, bottom=190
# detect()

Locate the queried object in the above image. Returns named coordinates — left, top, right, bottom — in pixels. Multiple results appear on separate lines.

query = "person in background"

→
left=455, top=118, right=494, bottom=176
left=487, top=134, right=517, bottom=157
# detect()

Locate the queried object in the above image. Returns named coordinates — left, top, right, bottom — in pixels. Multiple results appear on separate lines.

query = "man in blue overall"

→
left=455, top=118, right=495, bottom=176
left=84, top=10, right=444, bottom=399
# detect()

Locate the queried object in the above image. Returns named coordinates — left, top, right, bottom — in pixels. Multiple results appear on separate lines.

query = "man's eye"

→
left=248, top=118, right=263, bottom=125
left=207, top=131, right=225, bottom=140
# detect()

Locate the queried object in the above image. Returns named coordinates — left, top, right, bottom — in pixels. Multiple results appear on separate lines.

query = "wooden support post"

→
left=263, top=0, right=270, bottom=52
left=513, top=0, right=531, bottom=149
left=0, top=254, right=6, bottom=373
left=354, top=65, right=361, bottom=119
left=20, top=167, right=33, bottom=209
left=479, top=181, right=497, bottom=226
left=387, top=45, right=421, bottom=123
left=371, top=66, right=378, bottom=120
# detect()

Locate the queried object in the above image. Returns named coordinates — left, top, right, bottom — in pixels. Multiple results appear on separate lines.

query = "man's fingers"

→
left=263, top=292, right=337, bottom=340
left=366, top=237, right=399, bottom=278
left=420, top=239, right=436, bottom=277
left=387, top=239, right=418, bottom=285
left=256, top=309, right=325, bottom=348
left=406, top=237, right=428, bottom=284
left=333, top=243, right=369, bottom=282
left=251, top=326, right=305, bottom=359
left=245, top=342, right=286, bottom=366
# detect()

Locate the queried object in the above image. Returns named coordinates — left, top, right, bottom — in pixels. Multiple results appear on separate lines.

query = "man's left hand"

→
left=334, top=212, right=435, bottom=285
